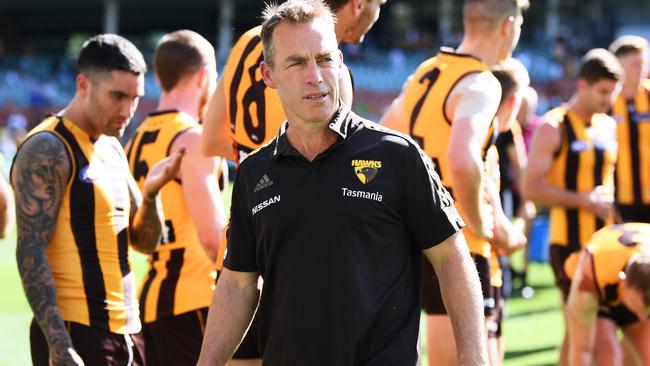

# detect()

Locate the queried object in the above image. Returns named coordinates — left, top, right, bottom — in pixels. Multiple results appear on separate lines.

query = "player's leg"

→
left=550, top=244, right=574, bottom=366
left=622, top=318, right=650, bottom=366
left=593, top=317, right=622, bottom=366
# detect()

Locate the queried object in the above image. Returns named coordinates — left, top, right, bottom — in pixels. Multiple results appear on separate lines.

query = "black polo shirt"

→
left=225, top=104, right=463, bottom=366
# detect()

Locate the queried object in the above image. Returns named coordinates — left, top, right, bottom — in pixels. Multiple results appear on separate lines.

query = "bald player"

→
left=380, top=1, right=528, bottom=364
left=201, top=0, right=388, bottom=162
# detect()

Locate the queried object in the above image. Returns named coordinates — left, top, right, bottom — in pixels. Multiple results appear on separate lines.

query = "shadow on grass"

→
left=507, top=306, right=559, bottom=319
left=505, top=345, right=557, bottom=359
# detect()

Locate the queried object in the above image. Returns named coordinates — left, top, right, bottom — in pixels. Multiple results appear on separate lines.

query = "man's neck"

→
left=157, top=87, right=201, bottom=121
left=456, top=36, right=503, bottom=67
left=285, top=119, right=339, bottom=162
left=61, top=95, right=100, bottom=140
left=569, top=98, right=594, bottom=126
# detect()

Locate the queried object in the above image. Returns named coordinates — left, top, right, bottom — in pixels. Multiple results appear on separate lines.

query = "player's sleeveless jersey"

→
left=12, top=115, right=139, bottom=334
left=545, top=107, right=617, bottom=250
left=126, top=110, right=219, bottom=323
left=565, top=223, right=650, bottom=306
left=222, top=26, right=286, bottom=163
left=400, top=47, right=497, bottom=257
left=610, top=81, right=650, bottom=206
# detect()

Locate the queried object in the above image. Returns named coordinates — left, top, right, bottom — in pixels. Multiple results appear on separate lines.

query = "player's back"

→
left=222, top=26, right=286, bottom=163
left=565, top=223, right=650, bottom=305
left=399, top=47, right=495, bottom=191
left=126, top=111, right=219, bottom=322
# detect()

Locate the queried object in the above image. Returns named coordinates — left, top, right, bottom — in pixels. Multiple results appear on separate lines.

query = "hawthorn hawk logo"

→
left=351, top=159, right=382, bottom=184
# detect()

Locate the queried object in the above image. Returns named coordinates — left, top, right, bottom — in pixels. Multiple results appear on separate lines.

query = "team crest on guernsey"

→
left=79, top=164, right=102, bottom=183
left=351, top=159, right=382, bottom=184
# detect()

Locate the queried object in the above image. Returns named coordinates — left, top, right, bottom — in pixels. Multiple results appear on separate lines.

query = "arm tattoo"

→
left=129, top=195, right=162, bottom=254
left=13, top=133, right=73, bottom=354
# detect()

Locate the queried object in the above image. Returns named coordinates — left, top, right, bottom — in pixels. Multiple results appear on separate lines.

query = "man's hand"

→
left=49, top=345, right=84, bottom=366
left=582, top=185, right=614, bottom=221
left=142, top=148, right=185, bottom=201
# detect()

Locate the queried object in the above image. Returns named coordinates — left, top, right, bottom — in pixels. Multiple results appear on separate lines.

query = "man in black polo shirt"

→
left=197, top=1, right=487, bottom=365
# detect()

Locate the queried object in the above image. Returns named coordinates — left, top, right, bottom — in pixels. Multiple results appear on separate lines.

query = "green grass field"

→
left=0, top=192, right=563, bottom=366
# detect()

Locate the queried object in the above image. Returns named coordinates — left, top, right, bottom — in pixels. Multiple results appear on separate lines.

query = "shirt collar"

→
left=272, top=101, right=357, bottom=159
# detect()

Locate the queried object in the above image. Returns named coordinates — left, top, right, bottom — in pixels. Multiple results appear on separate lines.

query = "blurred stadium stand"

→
left=0, top=0, right=649, bottom=126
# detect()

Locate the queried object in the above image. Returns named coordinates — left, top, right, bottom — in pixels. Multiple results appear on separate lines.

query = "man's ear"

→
left=260, top=61, right=276, bottom=89
left=352, top=0, right=364, bottom=16
left=500, top=15, right=514, bottom=37
left=196, top=65, right=210, bottom=89
left=576, top=78, right=588, bottom=93
left=76, top=73, right=90, bottom=97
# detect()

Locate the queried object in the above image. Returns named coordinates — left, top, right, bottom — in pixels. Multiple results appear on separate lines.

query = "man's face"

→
left=579, top=78, right=620, bottom=115
left=82, top=70, right=144, bottom=138
left=343, top=0, right=387, bottom=44
left=262, top=19, right=342, bottom=126
left=618, top=50, right=648, bottom=86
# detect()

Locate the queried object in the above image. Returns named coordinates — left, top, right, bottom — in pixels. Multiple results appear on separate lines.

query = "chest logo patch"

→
left=351, top=159, right=381, bottom=184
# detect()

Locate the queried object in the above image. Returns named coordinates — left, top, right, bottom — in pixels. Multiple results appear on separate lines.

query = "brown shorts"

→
left=143, top=308, right=208, bottom=366
left=598, top=303, right=640, bottom=328
left=30, top=318, right=145, bottom=366
left=550, top=244, right=578, bottom=302
left=421, top=253, right=494, bottom=316
left=142, top=307, right=260, bottom=364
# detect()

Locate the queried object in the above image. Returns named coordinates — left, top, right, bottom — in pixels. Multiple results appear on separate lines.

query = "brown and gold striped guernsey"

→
left=223, top=26, right=286, bottom=164
left=126, top=110, right=221, bottom=323
left=399, top=47, right=497, bottom=257
left=13, top=115, right=139, bottom=334
left=565, top=223, right=650, bottom=306
left=610, top=81, right=650, bottom=207
left=545, top=107, right=617, bottom=250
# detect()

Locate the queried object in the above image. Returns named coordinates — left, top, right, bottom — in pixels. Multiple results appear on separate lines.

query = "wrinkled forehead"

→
left=273, top=18, right=338, bottom=54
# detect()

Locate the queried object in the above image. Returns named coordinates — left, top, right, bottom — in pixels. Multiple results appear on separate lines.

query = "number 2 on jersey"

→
left=409, top=67, right=442, bottom=180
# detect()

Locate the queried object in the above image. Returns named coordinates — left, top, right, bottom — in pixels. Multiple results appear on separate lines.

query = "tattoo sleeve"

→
left=13, top=132, right=73, bottom=356
left=128, top=178, right=162, bottom=254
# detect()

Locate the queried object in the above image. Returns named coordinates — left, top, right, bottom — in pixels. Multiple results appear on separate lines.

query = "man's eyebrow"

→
left=284, top=55, right=308, bottom=65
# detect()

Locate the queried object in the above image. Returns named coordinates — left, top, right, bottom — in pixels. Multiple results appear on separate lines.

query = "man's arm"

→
left=447, top=73, right=501, bottom=240
left=522, top=120, right=612, bottom=219
left=13, top=133, right=83, bottom=365
left=423, top=231, right=488, bottom=365
left=201, top=77, right=235, bottom=159
left=566, top=250, right=598, bottom=366
left=173, top=128, right=227, bottom=261
left=197, top=268, right=260, bottom=366
left=129, top=148, right=185, bottom=254
left=0, top=173, right=15, bottom=238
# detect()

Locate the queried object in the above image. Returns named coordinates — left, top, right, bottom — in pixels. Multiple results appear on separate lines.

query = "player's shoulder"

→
left=238, top=134, right=278, bottom=170
left=542, top=106, right=569, bottom=126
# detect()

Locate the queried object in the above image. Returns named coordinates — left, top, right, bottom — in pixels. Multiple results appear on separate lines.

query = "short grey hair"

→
left=260, top=0, right=336, bottom=67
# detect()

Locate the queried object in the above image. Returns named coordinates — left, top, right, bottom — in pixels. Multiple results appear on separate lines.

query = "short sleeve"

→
left=403, top=143, right=464, bottom=249
left=223, top=168, right=258, bottom=272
